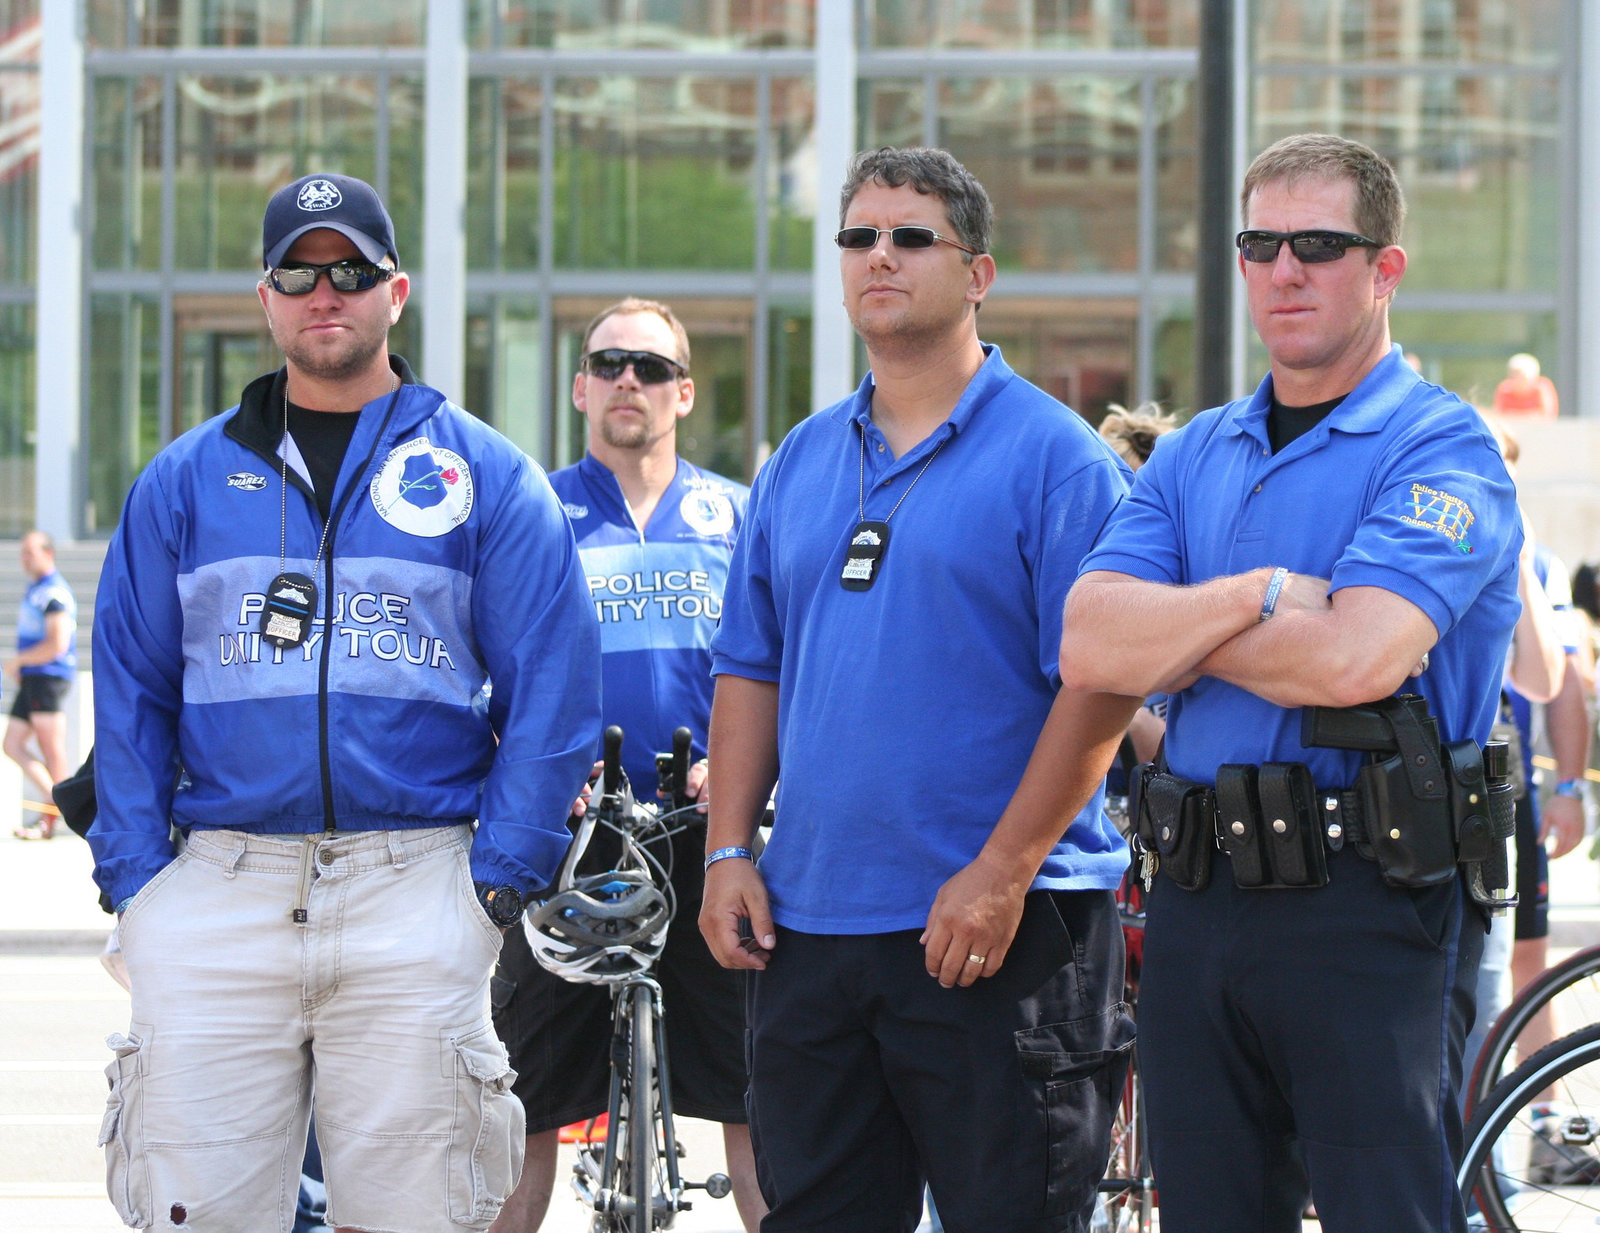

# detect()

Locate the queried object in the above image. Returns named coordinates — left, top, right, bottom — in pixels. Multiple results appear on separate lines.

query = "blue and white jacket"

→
left=550, top=454, right=747, bottom=791
left=90, top=357, right=602, bottom=908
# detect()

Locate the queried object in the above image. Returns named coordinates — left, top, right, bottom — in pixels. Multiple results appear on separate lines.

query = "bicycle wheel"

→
left=1459, top=1021, right=1600, bottom=1232
left=1094, top=1044, right=1152, bottom=1233
left=618, top=982, right=659, bottom=1233
left=1471, top=945, right=1600, bottom=1112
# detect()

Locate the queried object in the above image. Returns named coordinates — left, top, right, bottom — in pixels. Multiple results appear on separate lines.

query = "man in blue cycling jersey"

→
left=491, top=299, right=764, bottom=1233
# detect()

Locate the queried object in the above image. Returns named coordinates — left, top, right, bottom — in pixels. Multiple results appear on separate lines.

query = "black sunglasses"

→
left=265, top=259, right=395, bottom=295
left=834, top=226, right=978, bottom=255
left=1235, top=229, right=1382, bottom=264
left=580, top=349, right=686, bottom=385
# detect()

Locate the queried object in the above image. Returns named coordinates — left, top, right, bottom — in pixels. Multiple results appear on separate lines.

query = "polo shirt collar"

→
left=828, top=342, right=1014, bottom=440
left=1220, top=344, right=1420, bottom=447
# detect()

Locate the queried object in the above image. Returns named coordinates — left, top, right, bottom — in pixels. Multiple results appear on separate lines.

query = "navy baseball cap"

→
left=262, top=173, right=399, bottom=269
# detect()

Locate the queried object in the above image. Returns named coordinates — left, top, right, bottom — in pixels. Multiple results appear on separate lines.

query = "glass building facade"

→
left=7, top=1, right=1594, bottom=537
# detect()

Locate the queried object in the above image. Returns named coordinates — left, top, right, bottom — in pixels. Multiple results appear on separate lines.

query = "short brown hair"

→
left=579, top=298, right=691, bottom=370
left=1241, top=133, right=1406, bottom=249
left=839, top=147, right=993, bottom=260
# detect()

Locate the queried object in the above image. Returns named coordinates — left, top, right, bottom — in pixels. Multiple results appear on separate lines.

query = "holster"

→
left=1305, top=695, right=1517, bottom=911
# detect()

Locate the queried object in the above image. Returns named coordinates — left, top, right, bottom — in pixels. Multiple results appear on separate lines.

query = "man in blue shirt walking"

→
left=5, top=529, right=77, bottom=838
left=701, top=147, right=1139, bottom=1232
left=491, top=298, right=764, bottom=1233
left=1063, top=134, right=1521, bottom=1232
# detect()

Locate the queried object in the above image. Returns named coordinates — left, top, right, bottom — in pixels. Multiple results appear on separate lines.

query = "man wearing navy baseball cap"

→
left=90, top=171, right=602, bottom=1232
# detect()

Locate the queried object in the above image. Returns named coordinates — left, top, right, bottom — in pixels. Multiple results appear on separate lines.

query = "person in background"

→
left=5, top=530, right=77, bottom=840
left=490, top=297, right=763, bottom=1233
left=1493, top=352, right=1559, bottom=419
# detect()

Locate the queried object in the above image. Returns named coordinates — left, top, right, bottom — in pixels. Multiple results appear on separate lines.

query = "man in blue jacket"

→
left=90, top=172, right=600, bottom=1233
left=490, top=299, right=763, bottom=1232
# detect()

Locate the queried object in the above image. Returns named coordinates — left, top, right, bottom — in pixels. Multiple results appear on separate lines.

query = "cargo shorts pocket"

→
left=445, top=1023, right=526, bottom=1228
left=99, top=1026, right=152, bottom=1229
left=1015, top=1004, right=1136, bottom=1216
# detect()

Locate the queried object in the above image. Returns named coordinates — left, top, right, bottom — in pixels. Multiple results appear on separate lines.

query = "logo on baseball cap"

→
left=262, top=173, right=399, bottom=269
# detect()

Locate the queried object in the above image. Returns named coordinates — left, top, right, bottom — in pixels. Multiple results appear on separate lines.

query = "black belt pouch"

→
left=1257, top=762, right=1328, bottom=888
left=1141, top=773, right=1213, bottom=892
left=1215, top=764, right=1268, bottom=887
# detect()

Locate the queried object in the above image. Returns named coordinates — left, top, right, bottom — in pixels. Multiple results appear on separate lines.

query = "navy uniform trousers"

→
left=1138, top=844, right=1484, bottom=1233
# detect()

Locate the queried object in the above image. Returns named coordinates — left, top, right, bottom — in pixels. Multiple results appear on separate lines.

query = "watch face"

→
left=482, top=884, right=522, bottom=927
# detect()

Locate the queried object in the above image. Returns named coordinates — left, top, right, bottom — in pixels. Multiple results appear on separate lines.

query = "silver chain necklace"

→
left=840, top=421, right=947, bottom=591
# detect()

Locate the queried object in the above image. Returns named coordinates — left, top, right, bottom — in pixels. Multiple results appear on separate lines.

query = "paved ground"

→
left=3, top=827, right=1596, bottom=1231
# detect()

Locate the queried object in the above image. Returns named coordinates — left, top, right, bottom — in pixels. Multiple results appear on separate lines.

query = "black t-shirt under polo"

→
left=1268, top=394, right=1346, bottom=453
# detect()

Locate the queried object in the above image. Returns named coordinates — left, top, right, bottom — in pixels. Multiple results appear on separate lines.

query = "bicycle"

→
left=1468, top=943, right=1600, bottom=1114
left=1094, top=777, right=1155, bottom=1233
left=523, top=724, right=732, bottom=1233
left=1459, top=1019, right=1600, bottom=1232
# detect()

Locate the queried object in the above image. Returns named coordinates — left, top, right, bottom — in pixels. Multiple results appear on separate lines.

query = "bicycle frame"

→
left=570, top=974, right=687, bottom=1230
left=542, top=725, right=731, bottom=1232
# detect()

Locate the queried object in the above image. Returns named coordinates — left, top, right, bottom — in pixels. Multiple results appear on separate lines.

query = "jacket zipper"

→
left=240, top=382, right=406, bottom=835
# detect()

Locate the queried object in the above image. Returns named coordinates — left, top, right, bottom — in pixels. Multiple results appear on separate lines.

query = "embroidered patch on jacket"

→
left=370, top=437, right=474, bottom=537
left=679, top=488, right=734, bottom=536
left=227, top=472, right=268, bottom=491
left=1401, top=482, right=1475, bottom=553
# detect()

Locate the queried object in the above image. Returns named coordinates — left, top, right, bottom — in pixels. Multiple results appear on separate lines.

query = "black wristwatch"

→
left=474, top=881, right=524, bottom=929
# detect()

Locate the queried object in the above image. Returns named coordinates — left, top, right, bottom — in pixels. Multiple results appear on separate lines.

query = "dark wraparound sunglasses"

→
left=580, top=349, right=686, bottom=385
left=265, top=259, right=395, bottom=295
left=834, top=225, right=978, bottom=255
left=1235, top=229, right=1382, bottom=264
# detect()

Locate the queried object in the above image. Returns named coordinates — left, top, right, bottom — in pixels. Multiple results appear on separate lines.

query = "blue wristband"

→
left=1554, top=778, right=1586, bottom=800
left=1260, top=567, right=1289, bottom=621
left=705, top=846, right=754, bottom=871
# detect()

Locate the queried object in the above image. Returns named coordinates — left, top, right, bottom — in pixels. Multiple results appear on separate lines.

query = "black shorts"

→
left=745, top=891, right=1132, bottom=1233
left=9, top=675, right=70, bottom=721
left=492, top=825, right=748, bottom=1133
left=1514, top=790, right=1550, bottom=941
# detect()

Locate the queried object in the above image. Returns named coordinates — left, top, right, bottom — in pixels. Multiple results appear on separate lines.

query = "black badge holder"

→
left=1257, top=762, right=1328, bottom=888
left=1214, top=764, right=1268, bottom=887
left=840, top=521, right=891, bottom=591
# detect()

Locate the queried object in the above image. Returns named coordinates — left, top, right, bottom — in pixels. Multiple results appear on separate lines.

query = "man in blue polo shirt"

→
left=490, top=298, right=763, bottom=1233
left=1062, top=134, right=1520, bottom=1233
left=701, top=147, right=1138, bottom=1232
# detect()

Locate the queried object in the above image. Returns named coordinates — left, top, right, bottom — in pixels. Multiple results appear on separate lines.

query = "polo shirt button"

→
left=1262, top=447, right=1269, bottom=456
left=1253, top=484, right=1262, bottom=493
left=877, top=443, right=885, bottom=452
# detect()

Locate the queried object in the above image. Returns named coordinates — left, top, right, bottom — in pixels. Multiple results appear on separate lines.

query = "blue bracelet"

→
left=1554, top=778, right=1586, bottom=800
left=705, top=846, right=754, bottom=871
left=1259, top=566, right=1289, bottom=622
